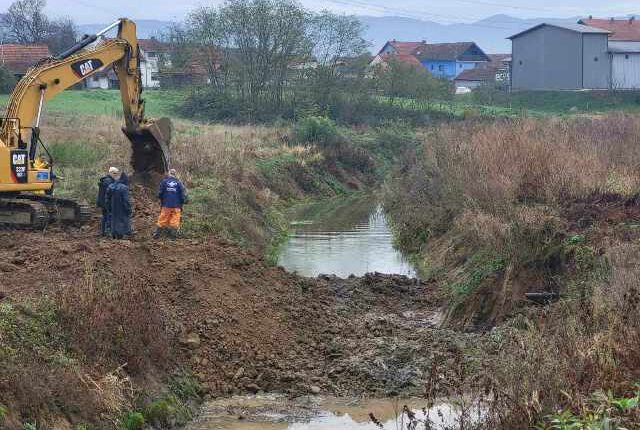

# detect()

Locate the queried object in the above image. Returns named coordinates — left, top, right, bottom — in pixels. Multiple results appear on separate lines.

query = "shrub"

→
left=121, top=411, right=144, bottom=430
left=56, top=266, right=172, bottom=375
left=294, top=116, right=339, bottom=147
left=0, top=66, right=16, bottom=94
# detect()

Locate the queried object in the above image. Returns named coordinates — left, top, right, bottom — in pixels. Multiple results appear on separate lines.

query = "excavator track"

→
left=0, top=198, right=49, bottom=229
left=15, top=194, right=91, bottom=225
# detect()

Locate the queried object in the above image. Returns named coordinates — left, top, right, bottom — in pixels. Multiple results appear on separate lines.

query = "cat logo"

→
left=12, top=153, right=26, bottom=165
left=71, top=59, right=104, bottom=78
left=10, top=150, right=28, bottom=183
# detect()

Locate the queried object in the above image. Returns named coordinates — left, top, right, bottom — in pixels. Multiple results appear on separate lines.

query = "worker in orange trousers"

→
left=153, top=168, right=188, bottom=239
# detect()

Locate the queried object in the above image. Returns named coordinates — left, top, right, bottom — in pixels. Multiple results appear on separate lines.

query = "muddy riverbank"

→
left=187, top=395, right=485, bottom=430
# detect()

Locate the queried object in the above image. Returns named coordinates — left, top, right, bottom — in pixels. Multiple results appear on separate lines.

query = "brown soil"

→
left=0, top=186, right=477, bottom=410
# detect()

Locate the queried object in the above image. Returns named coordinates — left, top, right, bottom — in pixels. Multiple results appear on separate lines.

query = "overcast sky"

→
left=0, top=0, right=637, bottom=24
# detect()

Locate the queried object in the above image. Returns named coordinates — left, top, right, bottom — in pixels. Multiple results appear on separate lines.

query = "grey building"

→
left=509, top=23, right=611, bottom=91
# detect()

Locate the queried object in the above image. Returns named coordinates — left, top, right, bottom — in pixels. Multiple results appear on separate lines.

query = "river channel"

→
left=189, top=197, right=440, bottom=430
left=277, top=195, right=420, bottom=278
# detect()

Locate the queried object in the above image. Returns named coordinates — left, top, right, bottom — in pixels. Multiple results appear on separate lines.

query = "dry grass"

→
left=422, top=114, right=640, bottom=216
left=40, top=113, right=370, bottom=246
left=55, top=262, right=173, bottom=376
left=483, top=243, right=640, bottom=428
left=385, top=113, right=640, bottom=427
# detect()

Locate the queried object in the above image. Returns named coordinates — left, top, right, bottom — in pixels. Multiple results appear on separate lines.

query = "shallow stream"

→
left=277, top=196, right=420, bottom=278
left=187, top=395, right=480, bottom=430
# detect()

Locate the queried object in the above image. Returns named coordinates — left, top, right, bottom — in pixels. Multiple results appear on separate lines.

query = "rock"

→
left=233, top=367, right=245, bottom=380
left=181, top=332, right=201, bottom=349
left=0, top=262, right=18, bottom=272
left=309, top=385, right=321, bottom=394
left=245, top=383, right=261, bottom=393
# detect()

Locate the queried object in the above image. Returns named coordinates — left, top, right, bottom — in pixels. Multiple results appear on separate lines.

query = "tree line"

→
left=172, top=0, right=451, bottom=124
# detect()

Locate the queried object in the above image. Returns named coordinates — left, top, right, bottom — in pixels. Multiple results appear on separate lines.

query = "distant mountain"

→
left=359, top=14, right=584, bottom=54
left=77, top=20, right=175, bottom=39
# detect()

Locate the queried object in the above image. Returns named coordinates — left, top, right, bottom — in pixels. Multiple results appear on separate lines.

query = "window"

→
left=430, top=64, right=434, bottom=70
left=626, top=54, right=630, bottom=60
left=594, top=57, right=598, bottom=62
left=438, top=64, right=444, bottom=72
left=459, top=64, right=462, bottom=68
left=519, top=60, right=523, bottom=65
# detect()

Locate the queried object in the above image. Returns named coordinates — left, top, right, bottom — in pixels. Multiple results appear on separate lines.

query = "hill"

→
left=77, top=19, right=174, bottom=39
left=359, top=14, right=580, bottom=53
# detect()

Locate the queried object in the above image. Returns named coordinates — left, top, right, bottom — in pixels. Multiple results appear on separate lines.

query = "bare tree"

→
left=2, top=0, right=50, bottom=43
left=47, top=17, right=77, bottom=55
left=1, top=0, right=77, bottom=56
left=309, top=11, right=368, bottom=70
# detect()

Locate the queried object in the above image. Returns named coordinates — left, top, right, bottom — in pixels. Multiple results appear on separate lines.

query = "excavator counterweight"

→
left=0, top=18, right=172, bottom=228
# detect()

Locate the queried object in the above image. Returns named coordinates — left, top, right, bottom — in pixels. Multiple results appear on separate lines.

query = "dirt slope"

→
left=0, top=188, right=479, bottom=425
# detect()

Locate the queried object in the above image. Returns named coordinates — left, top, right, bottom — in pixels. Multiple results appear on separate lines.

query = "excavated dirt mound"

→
left=0, top=189, right=476, bottom=400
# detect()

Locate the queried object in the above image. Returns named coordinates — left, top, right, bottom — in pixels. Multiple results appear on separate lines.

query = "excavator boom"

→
left=0, top=18, right=171, bottom=227
left=1, top=18, right=170, bottom=178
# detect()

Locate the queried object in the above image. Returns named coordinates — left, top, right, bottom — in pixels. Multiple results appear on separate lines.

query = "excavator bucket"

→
left=124, top=117, right=172, bottom=177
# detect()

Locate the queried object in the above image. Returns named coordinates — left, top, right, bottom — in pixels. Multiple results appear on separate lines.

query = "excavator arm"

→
left=1, top=18, right=170, bottom=175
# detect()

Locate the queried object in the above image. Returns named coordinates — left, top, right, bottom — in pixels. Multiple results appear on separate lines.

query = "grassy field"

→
left=384, top=89, right=640, bottom=118
left=2, top=87, right=640, bottom=122
left=0, top=89, right=188, bottom=118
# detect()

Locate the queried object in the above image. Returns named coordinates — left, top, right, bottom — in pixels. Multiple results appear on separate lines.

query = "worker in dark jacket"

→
left=106, top=172, right=132, bottom=239
left=153, top=169, right=187, bottom=239
left=96, top=167, right=119, bottom=236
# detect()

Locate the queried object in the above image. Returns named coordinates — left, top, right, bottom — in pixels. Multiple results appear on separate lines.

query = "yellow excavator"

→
left=0, top=18, right=171, bottom=228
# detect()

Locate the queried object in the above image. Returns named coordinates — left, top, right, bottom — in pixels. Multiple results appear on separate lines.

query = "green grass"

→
left=380, top=90, right=640, bottom=119
left=0, top=89, right=187, bottom=118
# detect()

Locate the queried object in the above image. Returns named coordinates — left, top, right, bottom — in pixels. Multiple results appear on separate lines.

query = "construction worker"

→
left=97, top=167, right=119, bottom=237
left=154, top=168, right=187, bottom=239
left=106, top=171, right=132, bottom=239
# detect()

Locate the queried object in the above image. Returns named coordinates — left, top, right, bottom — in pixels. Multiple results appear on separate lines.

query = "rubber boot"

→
left=152, top=227, right=164, bottom=239
left=167, top=227, right=178, bottom=239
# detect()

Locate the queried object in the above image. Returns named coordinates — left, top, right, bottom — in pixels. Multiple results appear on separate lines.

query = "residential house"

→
left=0, top=44, right=50, bottom=78
left=84, top=37, right=168, bottom=89
left=378, top=40, right=427, bottom=57
left=370, top=40, right=427, bottom=70
left=454, top=54, right=511, bottom=90
left=414, top=42, right=490, bottom=79
left=138, top=38, right=169, bottom=88
left=509, top=23, right=611, bottom=91
left=371, top=40, right=491, bottom=81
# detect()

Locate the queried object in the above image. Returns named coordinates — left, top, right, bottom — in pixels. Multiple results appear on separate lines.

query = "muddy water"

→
left=277, top=196, right=419, bottom=278
left=188, top=395, right=479, bottom=430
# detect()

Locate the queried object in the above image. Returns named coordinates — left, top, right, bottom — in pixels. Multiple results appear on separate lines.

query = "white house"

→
left=85, top=38, right=168, bottom=89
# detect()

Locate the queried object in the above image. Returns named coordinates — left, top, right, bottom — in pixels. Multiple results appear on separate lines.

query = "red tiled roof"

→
left=138, top=38, right=169, bottom=53
left=380, top=53, right=423, bottom=68
left=455, top=68, right=497, bottom=82
left=454, top=54, right=510, bottom=82
left=579, top=18, right=640, bottom=41
left=0, top=44, right=50, bottom=74
left=382, top=40, right=427, bottom=56
left=415, top=42, right=490, bottom=62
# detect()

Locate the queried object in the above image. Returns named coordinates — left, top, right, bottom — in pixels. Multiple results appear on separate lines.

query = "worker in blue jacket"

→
left=153, top=168, right=187, bottom=239
left=96, top=167, right=119, bottom=237
left=106, top=172, right=132, bottom=239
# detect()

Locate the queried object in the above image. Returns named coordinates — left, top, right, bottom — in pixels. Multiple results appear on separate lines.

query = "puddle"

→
left=187, top=395, right=483, bottom=430
left=277, top=196, right=420, bottom=278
